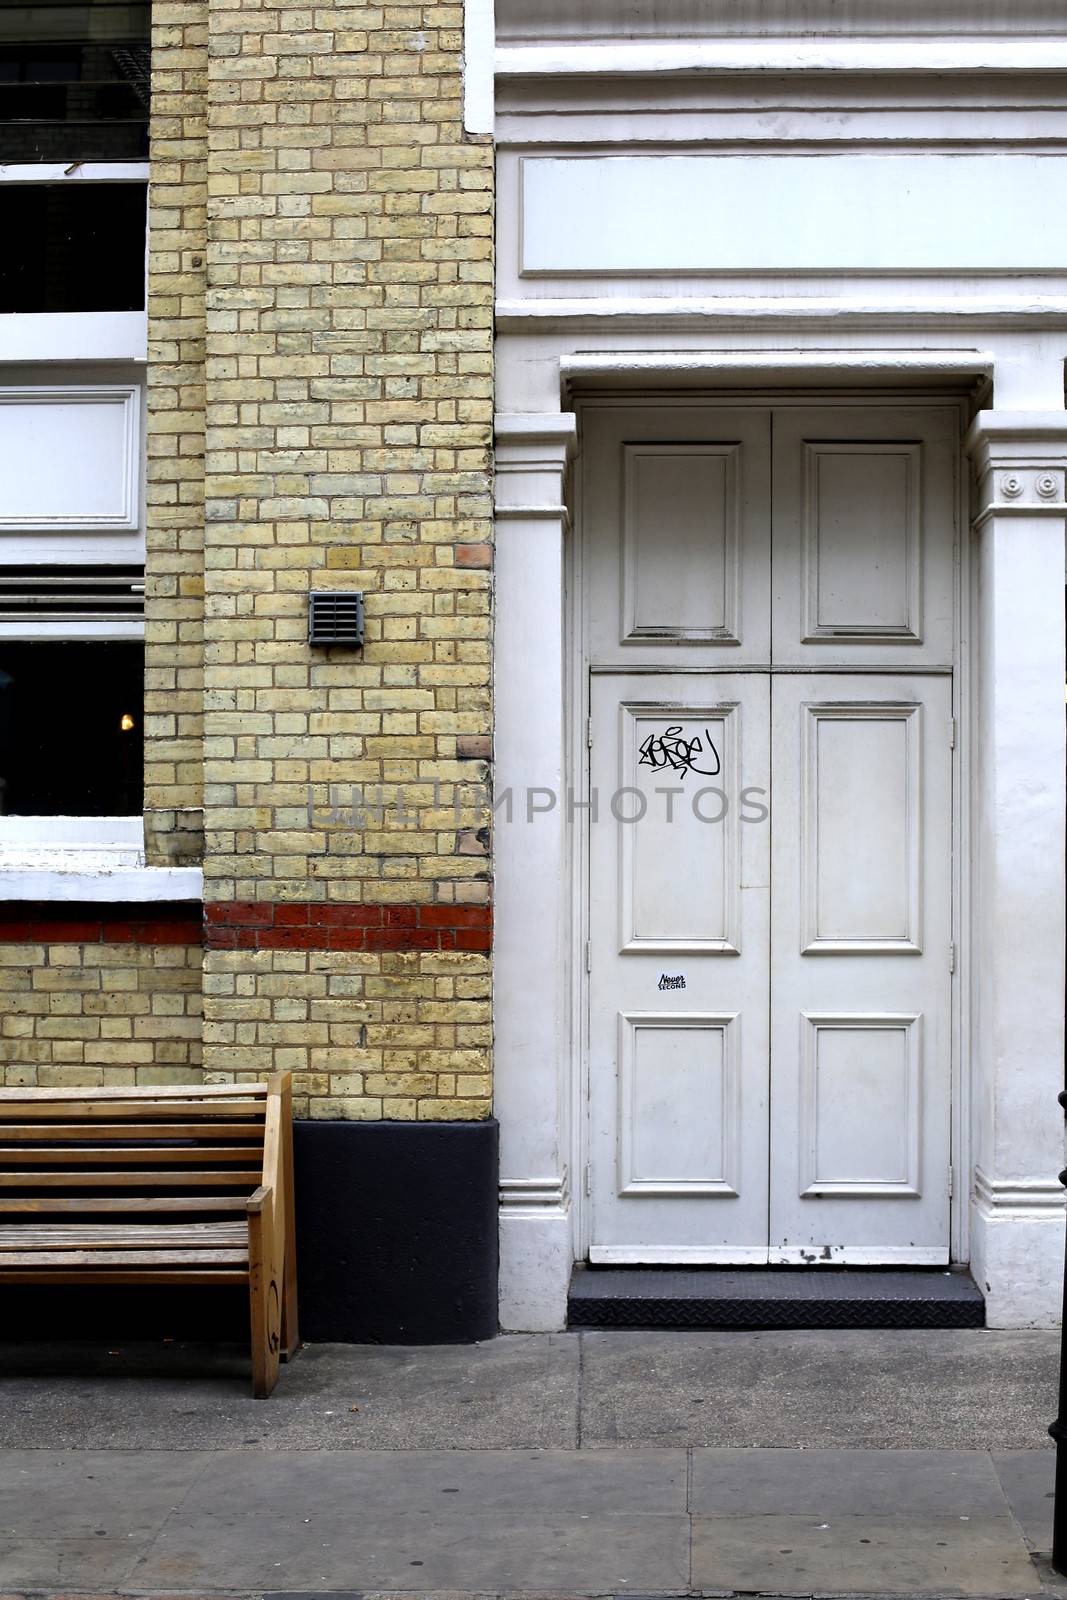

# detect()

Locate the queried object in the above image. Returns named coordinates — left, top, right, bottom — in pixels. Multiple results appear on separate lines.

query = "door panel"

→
left=582, top=403, right=958, bottom=1268
left=768, top=674, right=952, bottom=1262
left=772, top=406, right=957, bottom=667
left=584, top=406, right=772, bottom=668
left=588, top=673, right=771, bottom=1262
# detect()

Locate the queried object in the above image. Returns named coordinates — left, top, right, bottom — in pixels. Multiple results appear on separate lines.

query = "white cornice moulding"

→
left=964, top=409, right=1067, bottom=450
left=494, top=412, right=577, bottom=520
left=559, top=349, right=995, bottom=393
left=964, top=410, right=1067, bottom=524
left=974, top=1169, right=1067, bottom=1216
left=496, top=40, right=1067, bottom=78
left=496, top=298, right=1067, bottom=331
left=495, top=411, right=579, bottom=446
left=494, top=0, right=1067, bottom=42
left=499, top=1173, right=570, bottom=1210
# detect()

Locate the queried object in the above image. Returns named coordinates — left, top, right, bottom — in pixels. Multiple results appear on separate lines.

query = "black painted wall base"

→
left=2, top=1118, right=500, bottom=1347
left=294, top=1118, right=499, bottom=1343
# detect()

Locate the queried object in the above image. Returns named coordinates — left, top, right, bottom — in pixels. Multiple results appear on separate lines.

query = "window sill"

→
left=0, top=860, right=203, bottom=902
left=0, top=311, right=147, bottom=365
left=0, top=819, right=202, bottom=901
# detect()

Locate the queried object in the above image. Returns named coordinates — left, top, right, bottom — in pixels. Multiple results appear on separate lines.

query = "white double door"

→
left=584, top=403, right=957, bottom=1264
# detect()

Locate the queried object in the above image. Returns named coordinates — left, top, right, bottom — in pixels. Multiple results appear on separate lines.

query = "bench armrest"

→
left=246, top=1185, right=273, bottom=1215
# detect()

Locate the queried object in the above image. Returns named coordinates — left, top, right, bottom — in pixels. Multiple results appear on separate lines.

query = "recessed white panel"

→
left=619, top=1011, right=739, bottom=1195
left=803, top=443, right=921, bottom=641
left=622, top=444, right=739, bottom=643
left=0, top=386, right=140, bottom=533
left=802, top=703, right=921, bottom=953
left=800, top=1013, right=921, bottom=1196
left=521, top=154, right=1067, bottom=273
left=620, top=702, right=739, bottom=953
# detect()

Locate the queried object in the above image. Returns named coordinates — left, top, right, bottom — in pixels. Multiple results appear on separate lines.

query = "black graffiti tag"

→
left=637, top=726, right=721, bottom=780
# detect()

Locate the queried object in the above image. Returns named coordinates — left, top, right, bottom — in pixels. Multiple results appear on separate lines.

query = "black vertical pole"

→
left=1050, top=1089, right=1067, bottom=1574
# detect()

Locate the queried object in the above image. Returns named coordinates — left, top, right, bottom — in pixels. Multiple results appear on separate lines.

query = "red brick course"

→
left=0, top=904, right=203, bottom=945
left=203, top=901, right=492, bottom=953
left=0, top=902, right=492, bottom=954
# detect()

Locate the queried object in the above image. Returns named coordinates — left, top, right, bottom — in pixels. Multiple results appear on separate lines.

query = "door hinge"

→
left=586, top=717, right=593, bottom=749
left=949, top=717, right=956, bottom=749
left=585, top=939, right=592, bottom=973
left=949, top=941, right=956, bottom=974
left=948, top=1165, right=955, bottom=1199
left=584, top=1162, right=592, bottom=1197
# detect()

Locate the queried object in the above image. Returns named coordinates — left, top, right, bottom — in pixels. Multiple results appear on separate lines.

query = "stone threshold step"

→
left=567, top=1265, right=985, bottom=1329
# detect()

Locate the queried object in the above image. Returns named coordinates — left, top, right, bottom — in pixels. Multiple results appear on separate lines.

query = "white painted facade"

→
left=491, top=1, right=1067, bottom=1329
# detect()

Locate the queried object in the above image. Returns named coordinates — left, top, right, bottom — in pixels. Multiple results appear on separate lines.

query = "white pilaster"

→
left=494, top=411, right=577, bottom=1332
left=965, top=409, right=1067, bottom=1327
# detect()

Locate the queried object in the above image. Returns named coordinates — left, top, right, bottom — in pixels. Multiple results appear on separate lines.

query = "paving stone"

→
left=0, top=1337, right=580, bottom=1451
left=691, top=1511, right=1040, bottom=1596
left=690, top=1447, right=1009, bottom=1517
left=0, top=1536, right=146, bottom=1591
left=182, top=1448, right=686, bottom=1517
left=993, top=1449, right=1058, bottom=1552
left=0, top=1450, right=208, bottom=1536
left=129, top=1509, right=692, bottom=1593
left=579, top=1330, right=1060, bottom=1449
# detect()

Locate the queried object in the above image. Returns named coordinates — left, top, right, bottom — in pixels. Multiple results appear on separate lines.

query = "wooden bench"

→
left=0, top=1074, right=299, bottom=1396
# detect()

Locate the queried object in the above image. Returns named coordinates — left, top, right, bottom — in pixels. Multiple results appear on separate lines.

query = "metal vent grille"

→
left=0, top=567, right=145, bottom=622
left=309, top=590, right=364, bottom=647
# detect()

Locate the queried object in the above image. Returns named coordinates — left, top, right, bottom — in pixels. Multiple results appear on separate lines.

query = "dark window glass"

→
left=0, top=181, right=145, bottom=310
left=0, top=640, right=143, bottom=815
left=0, top=2, right=149, bottom=161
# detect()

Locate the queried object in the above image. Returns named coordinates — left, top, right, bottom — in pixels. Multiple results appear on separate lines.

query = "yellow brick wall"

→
left=144, top=0, right=495, bottom=1118
left=0, top=938, right=203, bottom=1089
left=204, top=948, right=491, bottom=1119
left=145, top=0, right=209, bottom=867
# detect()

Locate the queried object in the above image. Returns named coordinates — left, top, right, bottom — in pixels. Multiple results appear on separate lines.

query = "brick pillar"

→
left=198, top=1, right=495, bottom=1120
left=144, top=0, right=208, bottom=868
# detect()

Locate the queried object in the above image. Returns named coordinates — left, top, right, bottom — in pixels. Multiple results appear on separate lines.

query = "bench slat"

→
left=0, top=1101, right=266, bottom=1121
left=0, top=1085, right=266, bottom=1101
left=0, top=1171, right=262, bottom=1188
left=0, top=1225, right=248, bottom=1247
left=0, top=1249, right=250, bottom=1267
left=0, top=1123, right=268, bottom=1142
left=0, top=1196, right=254, bottom=1213
left=0, top=1269, right=250, bottom=1285
left=0, top=1147, right=263, bottom=1166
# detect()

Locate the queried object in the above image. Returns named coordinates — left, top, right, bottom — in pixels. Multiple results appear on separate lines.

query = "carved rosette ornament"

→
left=993, top=468, right=1064, bottom=509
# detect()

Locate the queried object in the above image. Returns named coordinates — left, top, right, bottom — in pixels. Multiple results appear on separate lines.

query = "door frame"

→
left=566, top=389, right=974, bottom=1269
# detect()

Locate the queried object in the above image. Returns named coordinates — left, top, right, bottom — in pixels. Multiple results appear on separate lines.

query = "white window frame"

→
left=0, top=163, right=149, bottom=366
left=0, top=161, right=187, bottom=897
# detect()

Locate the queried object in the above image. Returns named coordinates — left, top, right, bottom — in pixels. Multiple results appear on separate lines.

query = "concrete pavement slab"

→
left=689, top=1447, right=1009, bottom=1517
left=179, top=1448, right=687, bottom=1517
left=690, top=1511, right=1040, bottom=1596
left=0, top=1337, right=580, bottom=1451
left=993, top=1450, right=1057, bottom=1552
left=0, top=1534, right=147, bottom=1592
left=0, top=1450, right=209, bottom=1536
left=579, top=1330, right=1059, bottom=1448
left=128, top=1509, right=693, bottom=1594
